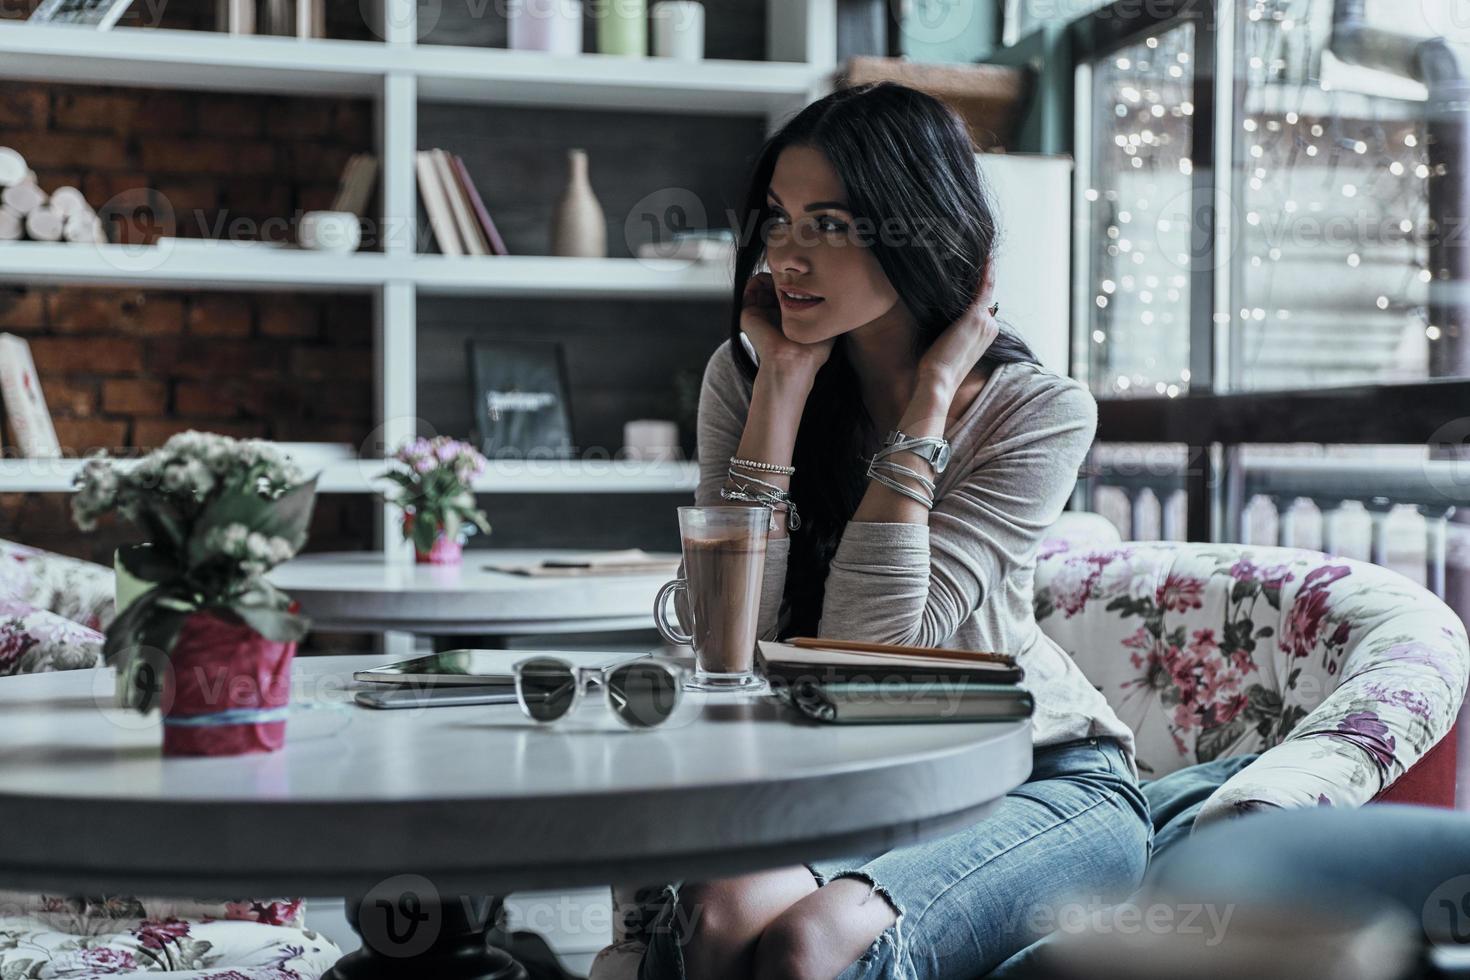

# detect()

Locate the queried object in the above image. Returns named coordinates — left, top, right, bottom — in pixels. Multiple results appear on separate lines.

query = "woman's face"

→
left=762, top=145, right=904, bottom=345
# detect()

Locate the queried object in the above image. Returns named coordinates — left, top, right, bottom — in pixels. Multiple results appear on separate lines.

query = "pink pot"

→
left=402, top=512, right=464, bottom=565
left=161, top=610, right=295, bottom=757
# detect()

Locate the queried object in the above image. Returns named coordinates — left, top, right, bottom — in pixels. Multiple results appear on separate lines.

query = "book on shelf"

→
left=450, top=153, right=508, bottom=256
left=433, top=148, right=489, bottom=257
left=415, top=150, right=463, bottom=256
left=0, top=333, right=60, bottom=458
left=330, top=152, right=379, bottom=219
left=759, top=637, right=1032, bottom=724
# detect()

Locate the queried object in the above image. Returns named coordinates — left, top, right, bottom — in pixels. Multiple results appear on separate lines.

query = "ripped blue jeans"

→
left=637, top=735, right=1151, bottom=980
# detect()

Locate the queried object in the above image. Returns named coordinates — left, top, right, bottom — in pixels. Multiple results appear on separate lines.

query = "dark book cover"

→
left=467, top=339, right=574, bottom=459
left=452, top=153, right=509, bottom=256
left=777, top=679, right=1035, bottom=724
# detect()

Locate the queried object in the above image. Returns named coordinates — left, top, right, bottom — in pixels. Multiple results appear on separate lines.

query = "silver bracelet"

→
left=870, top=458, right=937, bottom=497
left=728, top=469, right=786, bottom=495
left=723, top=469, right=802, bottom=532
left=865, top=456, right=936, bottom=508
left=719, top=486, right=801, bottom=531
left=866, top=468, right=934, bottom=508
left=729, top=456, right=795, bottom=476
left=733, top=483, right=802, bottom=531
left=874, top=436, right=949, bottom=468
left=719, top=488, right=779, bottom=530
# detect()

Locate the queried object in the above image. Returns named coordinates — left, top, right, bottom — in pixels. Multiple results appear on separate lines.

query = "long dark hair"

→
left=726, top=81, right=1041, bottom=639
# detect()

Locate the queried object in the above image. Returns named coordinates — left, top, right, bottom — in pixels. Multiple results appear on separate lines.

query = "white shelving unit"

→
left=0, top=456, right=699, bottom=494
left=0, top=1, right=838, bottom=518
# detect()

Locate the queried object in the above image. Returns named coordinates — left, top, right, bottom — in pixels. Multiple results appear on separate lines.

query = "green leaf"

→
left=1195, top=718, right=1247, bottom=763
left=188, top=475, right=319, bottom=568
left=1032, top=588, right=1055, bottom=622
left=116, top=542, right=177, bottom=583
left=137, top=502, right=188, bottom=556
left=103, top=585, right=167, bottom=668
left=1243, top=683, right=1282, bottom=721
left=441, top=509, right=461, bottom=542
left=121, top=606, right=188, bottom=711
left=226, top=601, right=311, bottom=643
left=412, top=512, right=439, bottom=553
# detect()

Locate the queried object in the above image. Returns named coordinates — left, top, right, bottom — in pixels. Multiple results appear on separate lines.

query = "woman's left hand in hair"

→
left=917, top=260, right=1000, bottom=396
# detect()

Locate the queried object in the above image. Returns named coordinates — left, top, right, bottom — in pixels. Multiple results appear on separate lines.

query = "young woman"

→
left=638, top=82, right=1150, bottom=980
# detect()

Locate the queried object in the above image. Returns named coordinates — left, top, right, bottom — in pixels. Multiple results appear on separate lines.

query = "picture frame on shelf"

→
left=27, top=0, right=135, bottom=29
left=468, top=339, right=575, bottom=460
left=0, top=333, right=61, bottom=458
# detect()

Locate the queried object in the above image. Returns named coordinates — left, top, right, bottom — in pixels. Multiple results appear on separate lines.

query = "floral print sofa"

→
left=0, top=540, right=341, bottom=979
left=1034, top=537, right=1469, bottom=824
left=0, top=540, right=113, bottom=676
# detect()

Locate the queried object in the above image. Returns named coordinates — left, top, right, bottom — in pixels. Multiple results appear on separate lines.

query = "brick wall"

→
left=0, top=76, right=377, bottom=567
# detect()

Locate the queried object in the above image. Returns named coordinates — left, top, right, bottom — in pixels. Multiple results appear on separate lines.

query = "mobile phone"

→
left=738, top=329, right=760, bottom=365
left=354, top=685, right=526, bottom=710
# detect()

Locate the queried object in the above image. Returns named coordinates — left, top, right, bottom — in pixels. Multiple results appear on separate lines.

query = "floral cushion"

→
left=0, top=894, right=338, bottom=978
left=0, top=540, right=115, bottom=633
left=1034, top=540, right=1470, bottom=828
left=0, top=598, right=104, bottom=676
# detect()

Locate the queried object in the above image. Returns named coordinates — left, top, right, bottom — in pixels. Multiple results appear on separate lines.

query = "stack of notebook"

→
left=759, top=637, right=1032, bottom=725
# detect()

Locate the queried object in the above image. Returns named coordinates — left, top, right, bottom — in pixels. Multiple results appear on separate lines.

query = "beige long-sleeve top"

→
left=686, top=338, right=1139, bottom=779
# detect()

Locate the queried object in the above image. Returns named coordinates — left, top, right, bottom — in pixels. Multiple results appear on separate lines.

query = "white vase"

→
left=550, top=148, right=606, bottom=258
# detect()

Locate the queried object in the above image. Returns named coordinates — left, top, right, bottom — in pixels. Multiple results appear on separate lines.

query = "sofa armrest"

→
left=1196, top=601, right=1470, bottom=829
left=0, top=539, right=116, bottom=631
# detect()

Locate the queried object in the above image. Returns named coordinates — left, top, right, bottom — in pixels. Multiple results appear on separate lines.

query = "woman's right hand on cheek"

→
left=740, top=272, right=834, bottom=383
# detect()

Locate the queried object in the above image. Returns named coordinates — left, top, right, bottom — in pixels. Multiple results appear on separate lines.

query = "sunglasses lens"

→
left=517, top=657, right=578, bottom=722
left=606, top=663, right=682, bottom=729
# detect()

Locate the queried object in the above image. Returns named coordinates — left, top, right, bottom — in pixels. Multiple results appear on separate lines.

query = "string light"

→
left=1085, top=0, right=1431, bottom=398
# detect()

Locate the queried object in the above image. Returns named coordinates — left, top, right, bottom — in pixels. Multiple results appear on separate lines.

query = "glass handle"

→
left=654, top=579, right=693, bottom=646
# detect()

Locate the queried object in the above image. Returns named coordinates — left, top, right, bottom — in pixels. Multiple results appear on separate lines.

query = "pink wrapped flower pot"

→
left=402, top=511, right=464, bottom=565
left=161, top=609, right=296, bottom=757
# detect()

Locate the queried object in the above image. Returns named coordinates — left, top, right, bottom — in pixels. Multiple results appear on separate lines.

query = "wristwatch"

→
left=881, top=429, right=952, bottom=473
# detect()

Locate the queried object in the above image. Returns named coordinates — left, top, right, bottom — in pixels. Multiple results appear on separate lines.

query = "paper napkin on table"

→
left=484, top=548, right=681, bottom=577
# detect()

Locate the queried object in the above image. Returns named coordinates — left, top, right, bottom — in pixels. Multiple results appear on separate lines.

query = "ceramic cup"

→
left=298, top=210, right=361, bottom=252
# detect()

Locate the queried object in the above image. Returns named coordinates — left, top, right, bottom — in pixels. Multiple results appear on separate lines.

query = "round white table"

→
left=1, top=655, right=1033, bottom=978
left=268, top=550, right=679, bottom=636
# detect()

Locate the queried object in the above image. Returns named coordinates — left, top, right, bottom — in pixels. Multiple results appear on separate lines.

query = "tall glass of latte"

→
left=654, top=505, right=770, bottom=692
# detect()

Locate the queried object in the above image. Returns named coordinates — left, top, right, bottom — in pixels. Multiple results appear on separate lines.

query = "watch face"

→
left=934, top=443, right=952, bottom=471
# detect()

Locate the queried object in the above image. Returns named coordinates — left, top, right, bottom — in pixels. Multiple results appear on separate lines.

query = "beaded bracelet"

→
left=729, top=455, right=795, bottom=476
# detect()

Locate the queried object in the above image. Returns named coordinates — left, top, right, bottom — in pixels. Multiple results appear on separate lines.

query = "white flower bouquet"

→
left=72, top=431, right=319, bottom=712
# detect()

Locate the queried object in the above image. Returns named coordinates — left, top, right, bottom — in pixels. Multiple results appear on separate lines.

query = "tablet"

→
left=353, top=648, right=653, bottom=686
left=355, top=685, right=521, bottom=709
